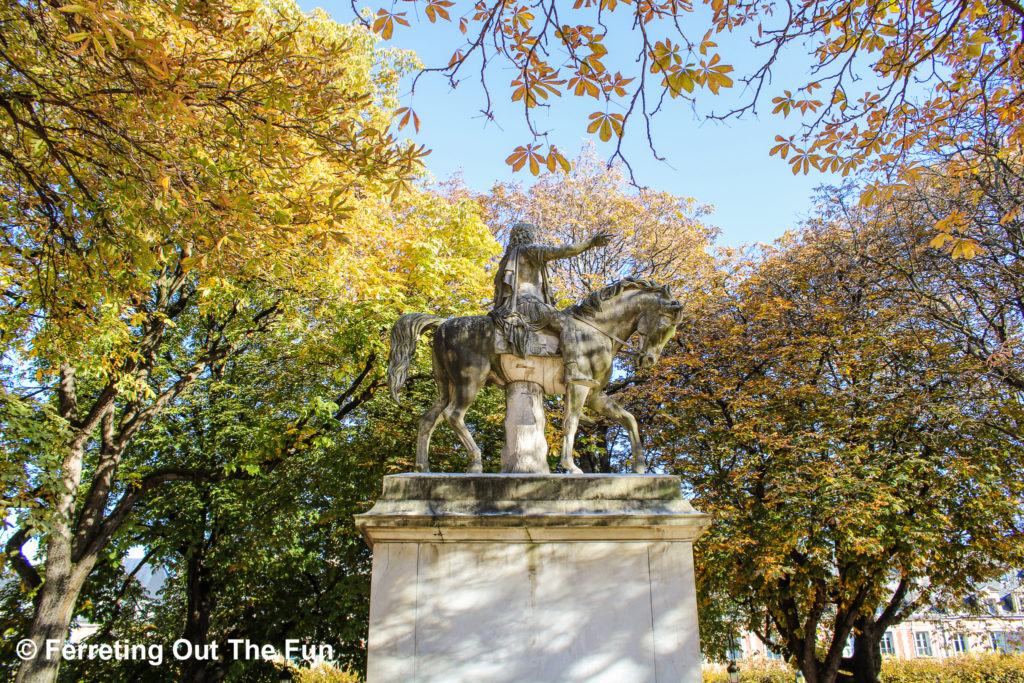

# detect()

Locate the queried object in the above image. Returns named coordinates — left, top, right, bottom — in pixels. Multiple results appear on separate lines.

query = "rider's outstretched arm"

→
left=539, top=232, right=615, bottom=262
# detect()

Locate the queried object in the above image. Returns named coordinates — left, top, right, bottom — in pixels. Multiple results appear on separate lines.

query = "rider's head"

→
left=508, top=222, right=539, bottom=247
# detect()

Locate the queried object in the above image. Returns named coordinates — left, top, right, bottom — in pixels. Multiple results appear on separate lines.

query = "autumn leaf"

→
left=505, top=144, right=547, bottom=174
left=372, top=9, right=409, bottom=40
left=586, top=111, right=624, bottom=141
left=395, top=106, right=421, bottom=133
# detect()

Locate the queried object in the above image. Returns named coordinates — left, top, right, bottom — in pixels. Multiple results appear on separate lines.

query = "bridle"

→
left=570, top=297, right=681, bottom=355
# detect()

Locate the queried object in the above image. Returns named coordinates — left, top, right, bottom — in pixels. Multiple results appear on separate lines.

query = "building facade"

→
left=736, top=575, right=1024, bottom=663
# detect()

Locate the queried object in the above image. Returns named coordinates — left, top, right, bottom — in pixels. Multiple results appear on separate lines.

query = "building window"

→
left=991, top=631, right=1008, bottom=652
left=880, top=633, right=895, bottom=656
left=951, top=633, right=969, bottom=655
left=1001, top=594, right=1015, bottom=613
left=915, top=632, right=933, bottom=657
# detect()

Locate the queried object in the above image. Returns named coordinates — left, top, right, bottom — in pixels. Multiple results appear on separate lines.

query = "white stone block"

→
left=356, top=474, right=710, bottom=683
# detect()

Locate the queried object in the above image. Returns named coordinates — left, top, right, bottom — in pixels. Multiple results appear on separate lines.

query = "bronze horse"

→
left=387, top=278, right=683, bottom=474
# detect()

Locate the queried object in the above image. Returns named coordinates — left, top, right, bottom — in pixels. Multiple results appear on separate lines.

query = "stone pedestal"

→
left=500, top=381, right=549, bottom=473
left=354, top=474, right=711, bottom=683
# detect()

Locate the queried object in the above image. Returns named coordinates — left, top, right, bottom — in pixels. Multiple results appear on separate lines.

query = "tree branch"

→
left=4, top=525, right=41, bottom=590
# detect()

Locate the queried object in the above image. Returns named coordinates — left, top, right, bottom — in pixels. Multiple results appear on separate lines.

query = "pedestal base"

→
left=354, top=474, right=711, bottom=683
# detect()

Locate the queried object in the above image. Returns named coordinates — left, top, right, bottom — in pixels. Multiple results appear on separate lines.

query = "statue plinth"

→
left=354, top=474, right=711, bottom=683
left=500, top=380, right=549, bottom=472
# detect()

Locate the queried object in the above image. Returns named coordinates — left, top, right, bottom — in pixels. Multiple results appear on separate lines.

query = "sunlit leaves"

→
left=372, top=9, right=410, bottom=39
left=630, top=207, right=1024, bottom=675
left=649, top=38, right=684, bottom=74
left=569, top=66, right=603, bottom=98
left=0, top=0, right=453, bottom=445
left=510, top=65, right=566, bottom=107
left=350, top=0, right=1024, bottom=211
left=696, top=53, right=733, bottom=94
left=504, top=144, right=572, bottom=174
left=395, top=106, right=421, bottom=133
left=929, top=212, right=985, bottom=259
left=0, top=0, right=502, bottom=671
left=605, top=71, right=634, bottom=97
left=424, top=0, right=454, bottom=22
left=512, top=5, right=535, bottom=29
left=546, top=147, right=572, bottom=172
left=586, top=111, right=625, bottom=141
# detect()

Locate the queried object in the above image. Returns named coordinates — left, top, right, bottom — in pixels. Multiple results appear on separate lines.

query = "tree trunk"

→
left=15, top=541, right=94, bottom=683
left=15, top=430, right=98, bottom=683
left=597, top=425, right=611, bottom=472
left=179, top=536, right=227, bottom=683
left=578, top=425, right=610, bottom=473
left=848, top=619, right=883, bottom=683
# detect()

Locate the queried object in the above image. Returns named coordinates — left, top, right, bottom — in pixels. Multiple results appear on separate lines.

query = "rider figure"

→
left=491, top=222, right=615, bottom=387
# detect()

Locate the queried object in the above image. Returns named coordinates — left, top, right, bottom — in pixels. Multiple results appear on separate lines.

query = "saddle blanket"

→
left=492, top=328, right=565, bottom=394
left=494, top=328, right=560, bottom=357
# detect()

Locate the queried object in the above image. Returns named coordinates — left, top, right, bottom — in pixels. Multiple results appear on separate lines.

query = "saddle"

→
left=494, top=326, right=559, bottom=357
left=493, top=327, right=566, bottom=395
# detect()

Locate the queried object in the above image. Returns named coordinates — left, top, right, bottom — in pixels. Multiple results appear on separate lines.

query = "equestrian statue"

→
left=387, top=223, right=683, bottom=474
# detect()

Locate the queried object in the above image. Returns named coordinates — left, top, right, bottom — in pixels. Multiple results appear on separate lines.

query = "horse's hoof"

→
left=467, top=464, right=483, bottom=473
left=417, top=464, right=431, bottom=473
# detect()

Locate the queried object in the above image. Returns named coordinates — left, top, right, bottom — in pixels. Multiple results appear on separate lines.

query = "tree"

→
left=826, top=152, right=1024, bottom=394
left=631, top=223, right=1024, bottom=683
left=799, top=159, right=1024, bottom=679
left=354, top=0, right=1024, bottom=199
left=0, top=0, right=497, bottom=679
left=51, top=297, right=504, bottom=682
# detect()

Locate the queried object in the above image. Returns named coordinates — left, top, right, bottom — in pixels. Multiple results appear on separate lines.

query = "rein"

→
left=570, top=314, right=633, bottom=348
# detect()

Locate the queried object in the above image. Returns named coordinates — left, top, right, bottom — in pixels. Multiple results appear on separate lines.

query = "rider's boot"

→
left=559, top=326, right=599, bottom=387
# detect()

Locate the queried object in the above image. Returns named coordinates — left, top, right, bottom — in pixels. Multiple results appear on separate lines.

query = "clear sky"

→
left=301, top=2, right=843, bottom=247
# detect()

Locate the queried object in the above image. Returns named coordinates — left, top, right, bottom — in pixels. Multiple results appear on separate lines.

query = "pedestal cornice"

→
left=354, top=473, right=711, bottom=547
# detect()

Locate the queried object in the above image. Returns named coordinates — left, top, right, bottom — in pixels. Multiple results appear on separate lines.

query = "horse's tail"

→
left=388, top=313, right=446, bottom=402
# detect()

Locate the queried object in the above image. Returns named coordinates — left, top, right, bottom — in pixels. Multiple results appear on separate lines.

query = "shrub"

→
left=703, top=660, right=793, bottom=682
left=292, top=662, right=362, bottom=683
left=702, top=653, right=1024, bottom=682
left=880, top=653, right=1024, bottom=683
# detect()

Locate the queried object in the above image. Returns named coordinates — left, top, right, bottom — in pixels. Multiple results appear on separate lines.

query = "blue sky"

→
left=303, top=2, right=844, bottom=247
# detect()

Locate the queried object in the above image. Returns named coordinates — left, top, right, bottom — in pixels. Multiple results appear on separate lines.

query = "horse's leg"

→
left=416, top=346, right=454, bottom=473
left=444, top=375, right=487, bottom=473
left=416, top=392, right=448, bottom=473
left=587, top=390, right=646, bottom=473
left=560, top=384, right=590, bottom=474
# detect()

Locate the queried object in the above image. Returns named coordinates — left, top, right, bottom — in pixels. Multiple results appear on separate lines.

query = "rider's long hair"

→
left=508, top=222, right=539, bottom=247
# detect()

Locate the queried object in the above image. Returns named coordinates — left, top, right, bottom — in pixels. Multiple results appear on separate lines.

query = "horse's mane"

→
left=566, top=277, right=673, bottom=318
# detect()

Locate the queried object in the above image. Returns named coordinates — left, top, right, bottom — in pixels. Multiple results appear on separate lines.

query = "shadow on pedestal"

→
left=354, top=474, right=711, bottom=683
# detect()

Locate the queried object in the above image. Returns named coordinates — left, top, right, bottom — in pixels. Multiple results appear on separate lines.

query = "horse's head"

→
left=635, top=297, right=684, bottom=372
